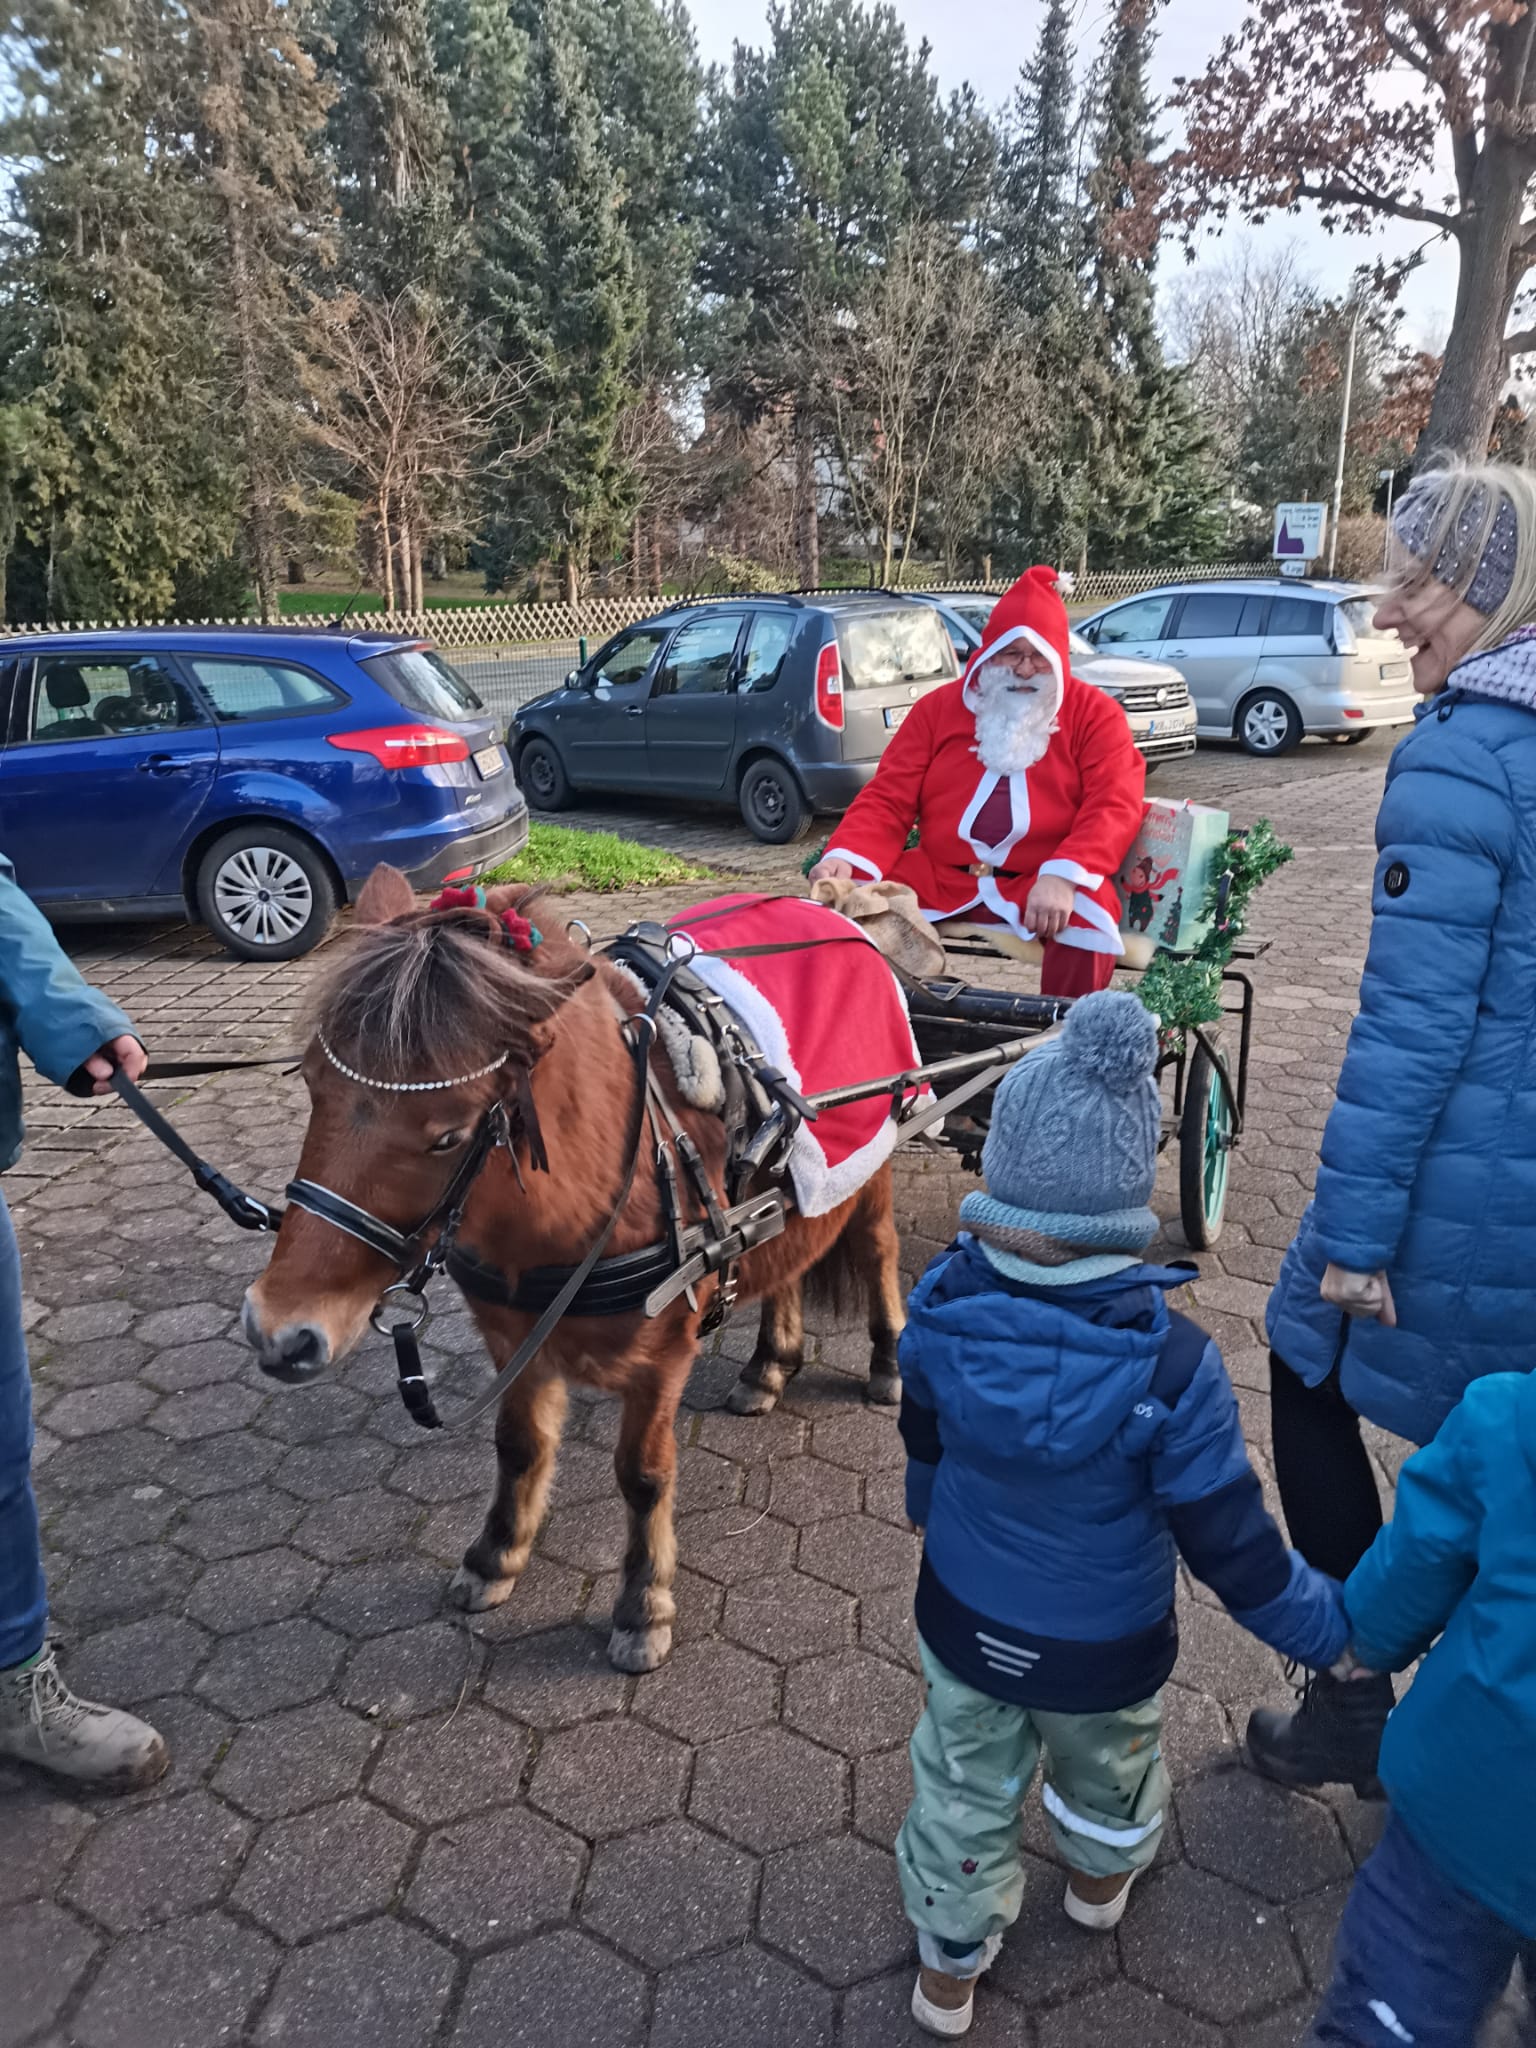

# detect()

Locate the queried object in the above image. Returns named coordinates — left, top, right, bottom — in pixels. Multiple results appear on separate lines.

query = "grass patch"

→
left=486, top=823, right=716, bottom=893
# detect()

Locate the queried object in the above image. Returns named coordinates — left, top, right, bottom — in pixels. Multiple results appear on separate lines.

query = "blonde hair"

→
left=1386, top=458, right=1536, bottom=659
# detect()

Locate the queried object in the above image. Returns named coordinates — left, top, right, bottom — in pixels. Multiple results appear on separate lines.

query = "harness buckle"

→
left=371, top=1283, right=431, bottom=1338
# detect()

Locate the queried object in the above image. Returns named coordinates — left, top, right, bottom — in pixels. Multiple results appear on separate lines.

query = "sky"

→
left=684, top=0, right=1459, bottom=354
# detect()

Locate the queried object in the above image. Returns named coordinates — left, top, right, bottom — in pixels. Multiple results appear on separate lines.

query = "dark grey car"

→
left=509, top=594, right=959, bottom=842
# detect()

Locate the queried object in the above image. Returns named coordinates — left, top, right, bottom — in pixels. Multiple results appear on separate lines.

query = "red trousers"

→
left=1039, top=942, right=1116, bottom=999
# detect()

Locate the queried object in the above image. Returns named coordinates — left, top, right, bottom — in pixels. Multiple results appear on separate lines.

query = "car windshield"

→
left=361, top=646, right=484, bottom=720
left=1338, top=597, right=1382, bottom=636
left=835, top=608, right=957, bottom=688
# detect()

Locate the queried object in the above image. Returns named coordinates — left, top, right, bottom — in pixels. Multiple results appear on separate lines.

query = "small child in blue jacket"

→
left=896, top=992, right=1348, bottom=2038
left=1305, top=1370, right=1536, bottom=2047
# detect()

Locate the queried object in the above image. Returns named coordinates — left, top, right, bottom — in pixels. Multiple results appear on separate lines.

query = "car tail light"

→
left=814, top=642, right=844, bottom=730
left=327, top=725, right=471, bottom=768
left=1343, top=707, right=1364, bottom=720
left=441, top=866, right=474, bottom=883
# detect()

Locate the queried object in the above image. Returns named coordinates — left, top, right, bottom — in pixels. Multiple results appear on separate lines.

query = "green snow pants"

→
left=897, top=1639, right=1169, bottom=1950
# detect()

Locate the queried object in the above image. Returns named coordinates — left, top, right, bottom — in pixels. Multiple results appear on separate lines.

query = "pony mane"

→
left=307, top=900, right=582, bottom=1081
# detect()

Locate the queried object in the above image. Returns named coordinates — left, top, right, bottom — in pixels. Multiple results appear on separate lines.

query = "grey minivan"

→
left=509, top=593, right=959, bottom=842
left=1076, top=578, right=1416, bottom=755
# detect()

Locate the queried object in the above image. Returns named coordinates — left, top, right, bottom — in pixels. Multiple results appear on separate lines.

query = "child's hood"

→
left=903, top=1239, right=1191, bottom=1469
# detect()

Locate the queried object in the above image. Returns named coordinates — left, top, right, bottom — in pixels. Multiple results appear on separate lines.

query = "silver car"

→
left=1075, top=578, right=1416, bottom=756
left=927, top=593, right=1198, bottom=768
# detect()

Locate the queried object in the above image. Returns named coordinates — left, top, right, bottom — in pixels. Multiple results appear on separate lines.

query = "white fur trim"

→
left=1039, top=856, right=1103, bottom=890
left=679, top=938, right=929, bottom=1218
left=821, top=845, right=882, bottom=882
left=608, top=962, right=726, bottom=1111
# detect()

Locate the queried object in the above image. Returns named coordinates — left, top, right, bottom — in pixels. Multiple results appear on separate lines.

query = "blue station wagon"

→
left=0, top=628, right=528, bottom=958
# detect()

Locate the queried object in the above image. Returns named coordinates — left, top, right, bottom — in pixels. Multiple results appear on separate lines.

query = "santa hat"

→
left=961, top=566, right=1073, bottom=717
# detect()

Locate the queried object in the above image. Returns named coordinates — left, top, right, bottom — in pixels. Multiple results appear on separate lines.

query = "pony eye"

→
left=429, top=1130, right=467, bottom=1154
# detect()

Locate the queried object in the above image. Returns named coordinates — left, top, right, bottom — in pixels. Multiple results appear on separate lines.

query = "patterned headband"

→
left=1393, top=482, right=1518, bottom=616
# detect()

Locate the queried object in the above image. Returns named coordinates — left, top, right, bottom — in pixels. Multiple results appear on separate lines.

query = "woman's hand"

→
left=83, top=1035, right=147, bottom=1096
left=1321, top=1263, right=1397, bottom=1327
left=809, top=857, right=856, bottom=884
left=1024, top=873, right=1075, bottom=941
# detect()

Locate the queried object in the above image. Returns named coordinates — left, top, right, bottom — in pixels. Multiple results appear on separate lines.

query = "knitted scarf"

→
left=959, top=1188, right=1158, bottom=1287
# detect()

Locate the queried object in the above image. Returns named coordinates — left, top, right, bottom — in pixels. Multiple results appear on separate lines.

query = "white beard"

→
left=972, top=660, right=1058, bottom=775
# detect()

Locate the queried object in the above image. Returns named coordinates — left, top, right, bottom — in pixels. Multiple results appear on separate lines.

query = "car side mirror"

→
left=593, top=682, right=612, bottom=702
left=564, top=669, right=579, bottom=688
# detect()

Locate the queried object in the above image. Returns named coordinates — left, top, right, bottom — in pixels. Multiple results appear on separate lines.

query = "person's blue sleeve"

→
left=1152, top=1339, right=1349, bottom=1670
left=897, top=1326, right=941, bottom=1527
left=1313, top=735, right=1515, bottom=1274
left=1344, top=1376, right=1495, bottom=1673
left=0, top=854, right=136, bottom=1085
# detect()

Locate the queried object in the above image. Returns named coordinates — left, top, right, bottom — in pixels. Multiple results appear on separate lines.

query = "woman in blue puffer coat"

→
left=1249, top=458, right=1536, bottom=1794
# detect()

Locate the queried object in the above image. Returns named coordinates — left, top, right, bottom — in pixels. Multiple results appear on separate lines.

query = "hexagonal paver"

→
left=650, top=1944, right=835, bottom=2048
left=185, top=1547, right=324, bottom=1633
left=367, top=1706, right=529, bottom=1825
left=695, top=1407, right=807, bottom=1464
left=63, top=1791, right=251, bottom=1933
left=858, top=1585, right=922, bottom=1673
left=63, top=1615, right=210, bottom=1706
left=1174, top=1591, right=1294, bottom=1707
left=275, top=1437, right=393, bottom=1501
left=722, top=1571, right=855, bottom=1663
left=529, top=1717, right=689, bottom=1839
left=45, top=1381, right=158, bottom=1439
left=1158, top=1680, right=1240, bottom=1783
left=292, top=1488, right=423, bottom=1563
left=853, top=1744, right=913, bottom=1850
left=174, top=1484, right=301, bottom=1560
left=690, top=1726, right=848, bottom=1854
left=841, top=1968, right=1029, bottom=2046
left=758, top=1833, right=911, bottom=1987
left=196, top=1617, right=345, bottom=1717
left=213, top=1701, right=380, bottom=1819
left=340, top=1620, right=475, bottom=1722
left=537, top=1495, right=630, bottom=1573
left=0, top=1788, right=94, bottom=1908
left=253, top=1915, right=455, bottom=2048
left=135, top=1300, right=233, bottom=1347
left=452, top=1930, right=647, bottom=2048
left=253, top=1379, right=370, bottom=1442
left=987, top=1859, right=1121, bottom=2007
left=634, top=1640, right=778, bottom=1743
left=798, top=1515, right=919, bottom=1596
left=1178, top=1766, right=1353, bottom=1902
left=37, top=1426, right=161, bottom=1497
left=767, top=1456, right=862, bottom=1526
left=69, top=1910, right=277, bottom=2048
left=675, top=1505, right=797, bottom=1586
left=1036, top=1980, right=1223, bottom=2048
left=383, top=1437, right=490, bottom=1504
left=861, top=1469, right=911, bottom=1529
left=311, top=1558, right=444, bottom=1637
left=51, top=1543, right=198, bottom=1628
left=142, top=1336, right=251, bottom=1393
left=460, top=1552, right=586, bottom=1640
left=407, top=1805, right=586, bottom=1948
left=0, top=1898, right=98, bottom=2046
left=806, top=1405, right=904, bottom=1471
left=582, top=1819, right=757, bottom=1967
left=154, top=1431, right=283, bottom=1499
left=39, top=1298, right=136, bottom=1345
left=482, top=1623, right=628, bottom=1729
left=673, top=1444, right=743, bottom=1513
left=784, top=1648, right=923, bottom=1757
left=1290, top=1885, right=1350, bottom=1992
left=47, top=1484, right=178, bottom=1558
left=231, top=1796, right=414, bottom=1941
left=150, top=1380, right=264, bottom=1441
left=585, top=1562, right=723, bottom=1645
left=1120, top=1864, right=1306, bottom=2024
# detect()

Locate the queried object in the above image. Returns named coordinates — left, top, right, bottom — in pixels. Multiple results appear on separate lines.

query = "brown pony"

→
left=241, top=867, right=905, bottom=1671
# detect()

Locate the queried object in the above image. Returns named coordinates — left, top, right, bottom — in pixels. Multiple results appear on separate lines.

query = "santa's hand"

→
left=1024, top=873, right=1075, bottom=940
left=1321, top=1263, right=1397, bottom=1327
left=809, top=857, right=855, bottom=883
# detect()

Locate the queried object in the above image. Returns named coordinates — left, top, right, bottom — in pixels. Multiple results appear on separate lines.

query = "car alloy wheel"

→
left=212, top=845, right=314, bottom=947
left=1238, top=693, right=1300, bottom=755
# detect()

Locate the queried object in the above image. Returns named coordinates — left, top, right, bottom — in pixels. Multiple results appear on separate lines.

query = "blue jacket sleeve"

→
left=1151, top=1340, right=1349, bottom=1670
left=1343, top=1375, right=1495, bottom=1673
left=1312, top=731, right=1516, bottom=1274
left=0, top=855, right=135, bottom=1085
left=897, top=1325, right=941, bottom=1527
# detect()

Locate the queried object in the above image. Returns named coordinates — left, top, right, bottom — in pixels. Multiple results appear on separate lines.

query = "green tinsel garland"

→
left=1135, top=819, right=1293, bottom=1033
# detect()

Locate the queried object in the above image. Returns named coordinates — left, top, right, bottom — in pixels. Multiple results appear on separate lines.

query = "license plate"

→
left=1146, top=718, right=1156, bottom=734
left=884, top=706, right=908, bottom=729
left=473, top=743, right=505, bottom=778
left=1381, top=663, right=1410, bottom=683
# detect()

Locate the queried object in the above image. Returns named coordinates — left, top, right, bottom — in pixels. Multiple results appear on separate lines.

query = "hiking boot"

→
left=911, top=1933, right=1003, bottom=2039
left=1246, top=1668, right=1394, bottom=1796
left=1064, top=1866, right=1139, bottom=1931
left=0, top=1647, right=169, bottom=1793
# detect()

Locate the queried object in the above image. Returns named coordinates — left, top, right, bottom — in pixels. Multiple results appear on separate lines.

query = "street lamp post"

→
left=1328, top=303, right=1362, bottom=578
left=1379, top=466, right=1397, bottom=569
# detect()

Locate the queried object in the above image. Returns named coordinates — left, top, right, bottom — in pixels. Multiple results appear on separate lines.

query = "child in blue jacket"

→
left=1305, top=1369, right=1536, bottom=2047
left=895, top=992, right=1348, bottom=2038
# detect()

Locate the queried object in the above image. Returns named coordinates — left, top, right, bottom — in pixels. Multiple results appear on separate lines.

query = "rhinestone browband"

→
left=317, top=1035, right=510, bottom=1092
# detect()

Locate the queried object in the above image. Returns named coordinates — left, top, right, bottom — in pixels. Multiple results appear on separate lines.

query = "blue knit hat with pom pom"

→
left=959, top=991, right=1160, bottom=1279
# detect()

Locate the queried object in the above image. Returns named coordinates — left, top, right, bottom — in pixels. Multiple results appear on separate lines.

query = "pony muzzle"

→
left=241, top=1292, right=333, bottom=1384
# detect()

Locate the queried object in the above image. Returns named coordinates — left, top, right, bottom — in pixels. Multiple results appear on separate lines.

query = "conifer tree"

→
left=997, top=0, right=1078, bottom=321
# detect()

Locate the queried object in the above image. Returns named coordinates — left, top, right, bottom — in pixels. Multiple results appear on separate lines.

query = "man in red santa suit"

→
left=810, top=566, right=1146, bottom=997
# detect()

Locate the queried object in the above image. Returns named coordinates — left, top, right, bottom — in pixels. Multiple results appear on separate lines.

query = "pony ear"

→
left=353, top=864, right=418, bottom=926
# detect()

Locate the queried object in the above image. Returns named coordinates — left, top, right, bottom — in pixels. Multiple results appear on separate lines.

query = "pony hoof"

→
left=608, top=1624, right=672, bottom=1673
left=726, top=1378, right=780, bottom=1416
left=447, top=1565, right=516, bottom=1612
left=866, top=1373, right=903, bottom=1407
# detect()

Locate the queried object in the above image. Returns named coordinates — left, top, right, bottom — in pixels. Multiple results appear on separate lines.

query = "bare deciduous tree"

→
left=299, top=290, right=536, bottom=612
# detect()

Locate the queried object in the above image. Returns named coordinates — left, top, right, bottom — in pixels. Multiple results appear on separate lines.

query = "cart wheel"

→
left=1179, top=1039, right=1233, bottom=1249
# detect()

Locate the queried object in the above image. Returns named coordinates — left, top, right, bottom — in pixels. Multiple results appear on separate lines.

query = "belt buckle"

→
left=971, top=862, right=994, bottom=878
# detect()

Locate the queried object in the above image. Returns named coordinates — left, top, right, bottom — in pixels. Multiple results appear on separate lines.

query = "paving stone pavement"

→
left=4, top=744, right=1532, bottom=2047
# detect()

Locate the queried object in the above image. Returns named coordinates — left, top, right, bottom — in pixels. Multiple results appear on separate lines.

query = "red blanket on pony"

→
left=665, top=893, right=929, bottom=1217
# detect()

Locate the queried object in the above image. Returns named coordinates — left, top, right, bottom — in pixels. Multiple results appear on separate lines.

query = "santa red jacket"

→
left=824, top=568, right=1146, bottom=955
